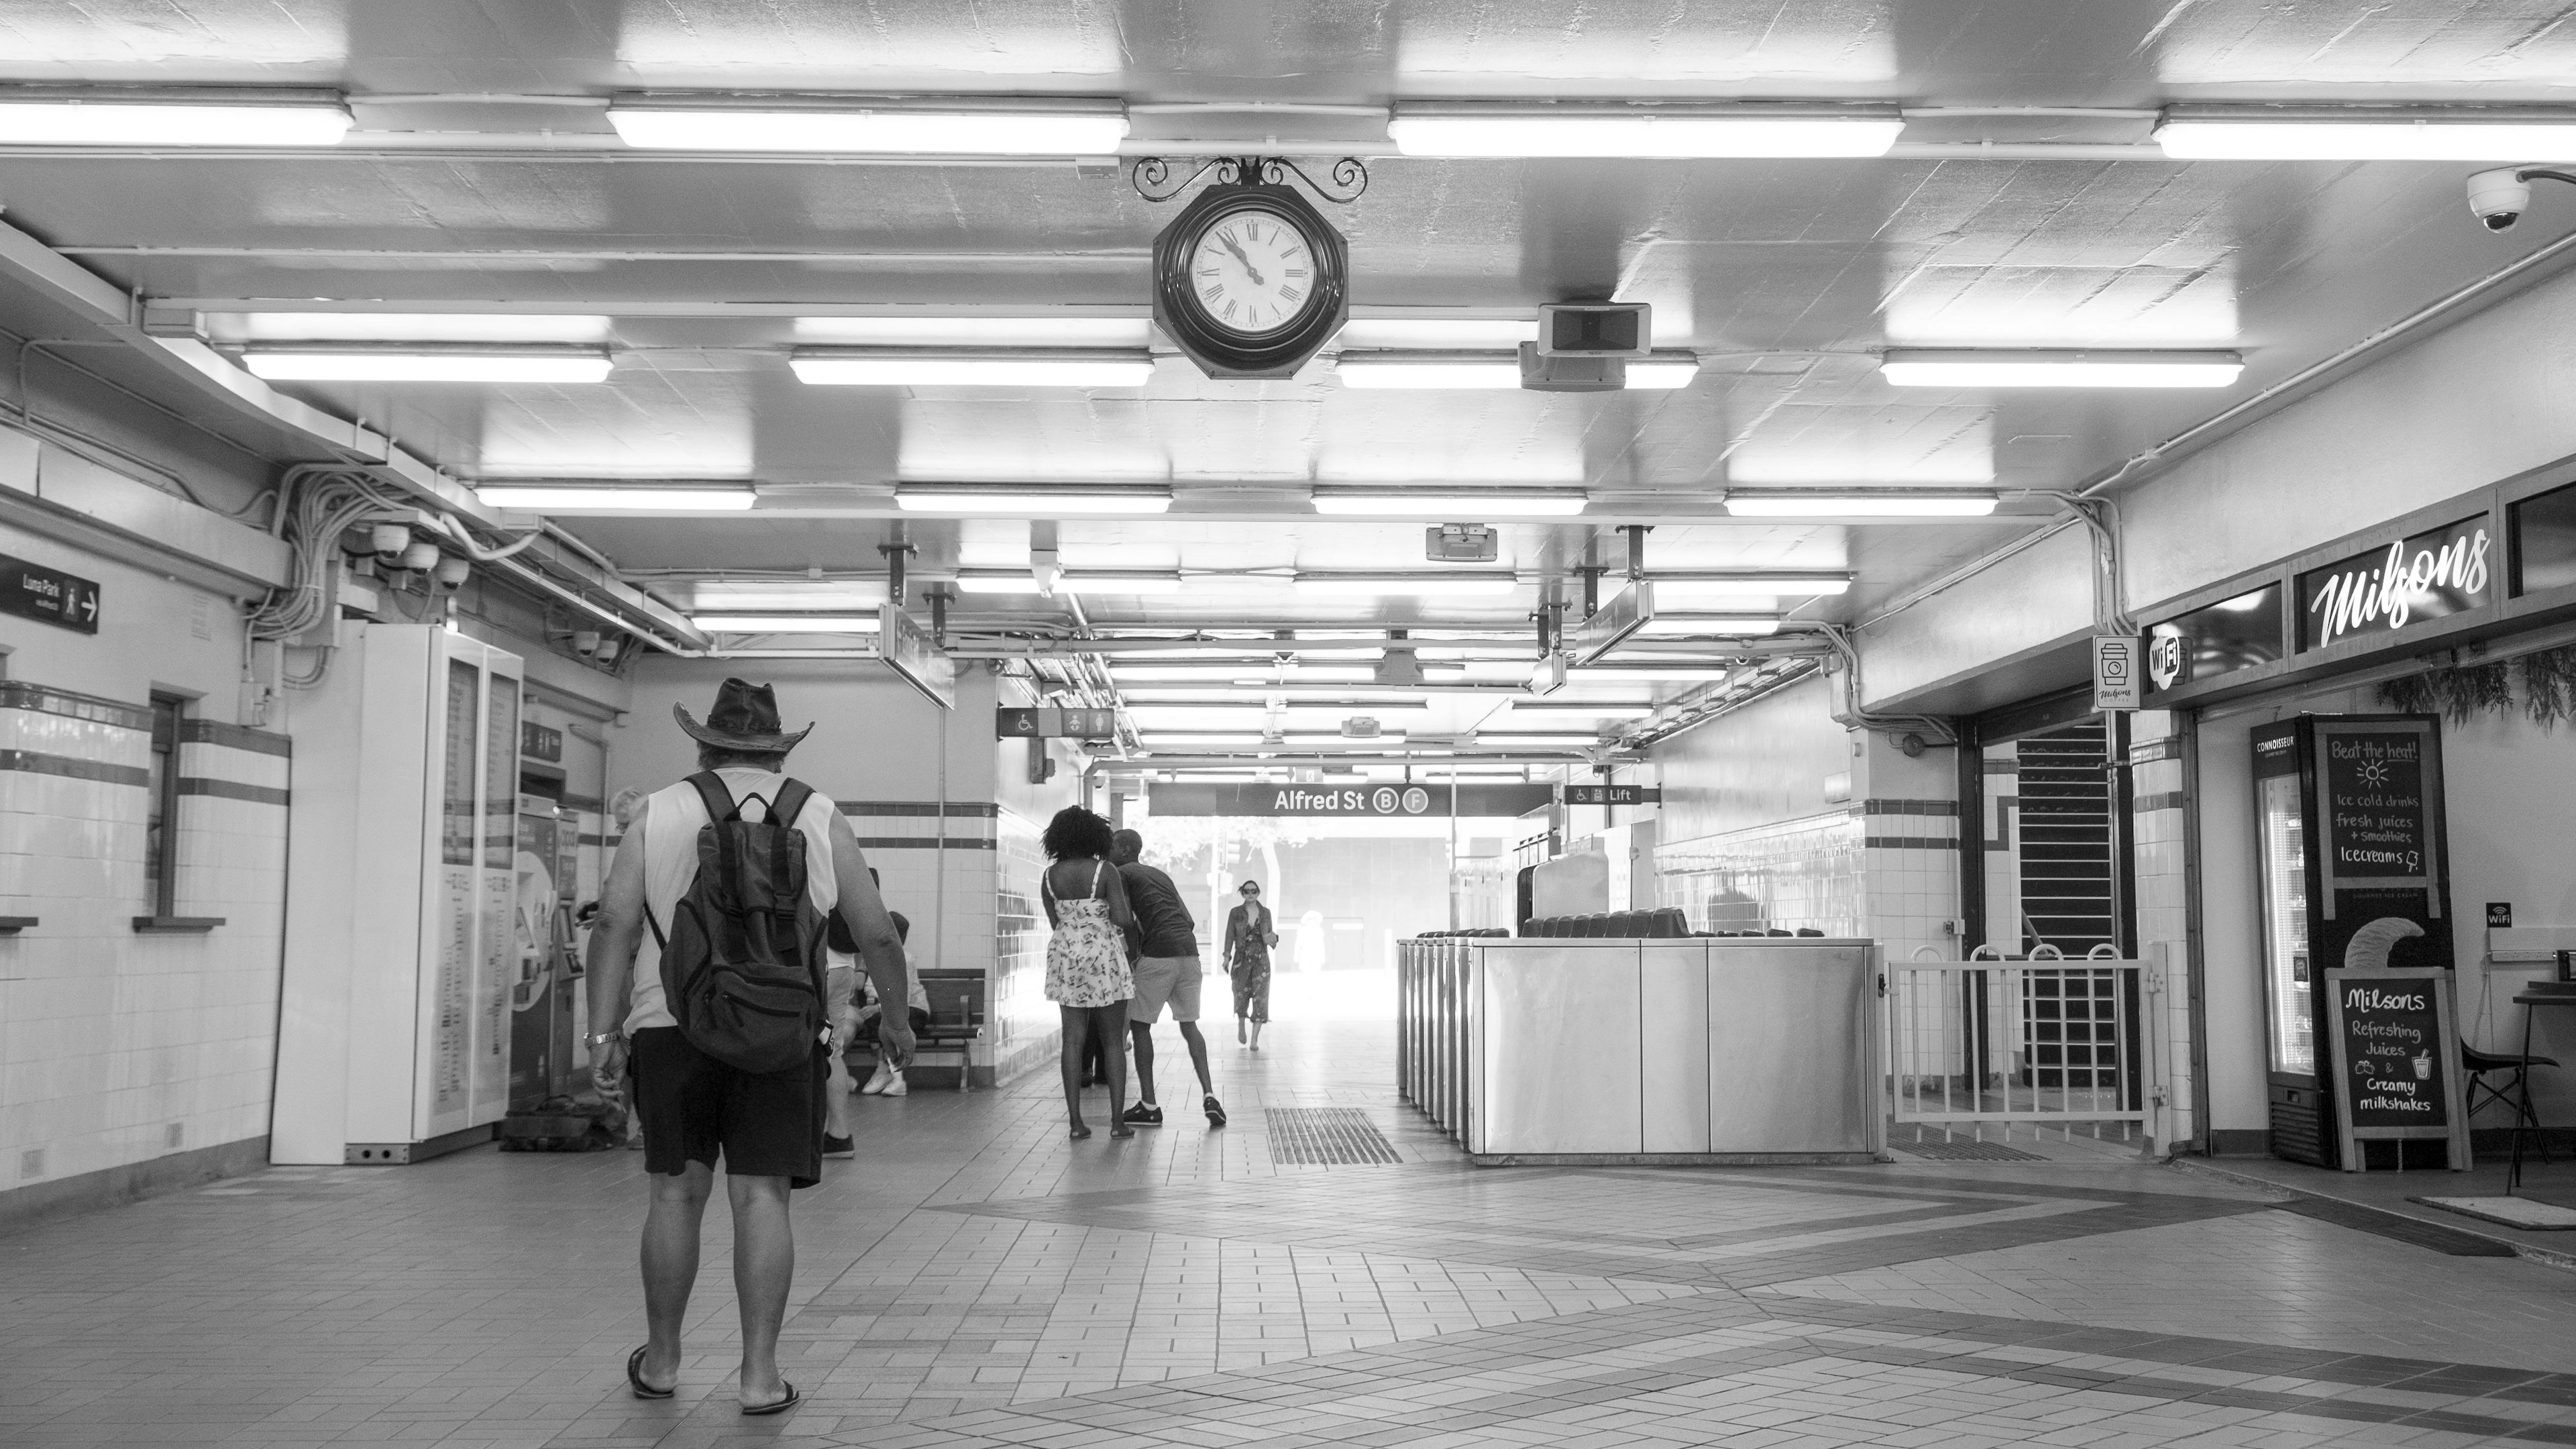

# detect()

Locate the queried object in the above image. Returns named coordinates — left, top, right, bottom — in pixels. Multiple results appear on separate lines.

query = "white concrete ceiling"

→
left=5, top=0, right=2575, bottom=751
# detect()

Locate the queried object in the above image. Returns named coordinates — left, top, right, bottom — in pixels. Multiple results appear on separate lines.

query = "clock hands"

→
left=1216, top=231, right=1266, bottom=287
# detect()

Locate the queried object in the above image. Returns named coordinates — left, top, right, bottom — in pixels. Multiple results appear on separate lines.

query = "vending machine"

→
left=2251, top=713, right=2453, bottom=1167
left=506, top=796, right=581, bottom=1112
left=274, top=625, right=525, bottom=1164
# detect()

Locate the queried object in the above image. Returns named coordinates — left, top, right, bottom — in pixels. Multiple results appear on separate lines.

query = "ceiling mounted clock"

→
left=1142, top=156, right=1359, bottom=380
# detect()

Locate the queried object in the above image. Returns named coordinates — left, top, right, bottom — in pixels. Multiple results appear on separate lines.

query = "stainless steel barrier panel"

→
left=1401, top=935, right=1883, bottom=1165
left=1888, top=951, right=2149, bottom=1144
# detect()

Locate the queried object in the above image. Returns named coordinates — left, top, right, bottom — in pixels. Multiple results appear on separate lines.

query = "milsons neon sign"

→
left=2300, top=519, right=2489, bottom=649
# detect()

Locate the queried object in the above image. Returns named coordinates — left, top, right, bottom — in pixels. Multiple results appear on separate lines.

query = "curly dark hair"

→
left=1041, top=805, right=1116, bottom=861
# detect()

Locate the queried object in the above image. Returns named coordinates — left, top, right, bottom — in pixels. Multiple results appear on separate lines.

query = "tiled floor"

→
left=8, top=970, right=2576, bottom=1448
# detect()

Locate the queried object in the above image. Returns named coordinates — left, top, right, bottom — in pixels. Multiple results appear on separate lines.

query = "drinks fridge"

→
left=2251, top=713, right=2453, bottom=1167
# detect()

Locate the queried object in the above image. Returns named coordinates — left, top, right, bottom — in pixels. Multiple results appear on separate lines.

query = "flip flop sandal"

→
left=627, top=1346, right=674, bottom=1400
left=741, top=1380, right=800, bottom=1417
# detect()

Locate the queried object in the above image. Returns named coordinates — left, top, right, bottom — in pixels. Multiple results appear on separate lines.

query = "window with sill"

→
left=135, top=694, right=221, bottom=934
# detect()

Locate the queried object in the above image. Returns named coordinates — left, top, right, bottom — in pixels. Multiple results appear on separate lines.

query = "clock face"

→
left=1186, top=207, right=1316, bottom=336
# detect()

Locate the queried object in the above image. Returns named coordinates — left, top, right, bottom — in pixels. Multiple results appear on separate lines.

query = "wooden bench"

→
left=849, top=971, right=985, bottom=1092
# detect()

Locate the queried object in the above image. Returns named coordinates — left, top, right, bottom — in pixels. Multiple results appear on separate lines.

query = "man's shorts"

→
left=1129, top=955, right=1203, bottom=1023
left=629, top=1027, right=824, bottom=1189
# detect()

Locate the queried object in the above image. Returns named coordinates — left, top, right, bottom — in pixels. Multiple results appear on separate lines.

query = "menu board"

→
left=2322, top=968, right=2468, bottom=1170
left=2312, top=721, right=2447, bottom=973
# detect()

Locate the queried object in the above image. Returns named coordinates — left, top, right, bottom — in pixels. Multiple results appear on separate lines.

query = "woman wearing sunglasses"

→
left=1221, top=880, right=1277, bottom=1049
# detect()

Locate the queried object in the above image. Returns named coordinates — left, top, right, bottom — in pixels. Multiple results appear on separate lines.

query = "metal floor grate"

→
left=1265, top=1108, right=1403, bottom=1166
left=1892, top=1135, right=2045, bottom=1162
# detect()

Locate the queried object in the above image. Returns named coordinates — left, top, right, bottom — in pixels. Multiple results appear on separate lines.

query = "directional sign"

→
left=1, top=554, right=100, bottom=634
left=997, top=706, right=1117, bottom=739
left=878, top=604, right=955, bottom=709
left=1562, top=784, right=1660, bottom=806
left=2092, top=634, right=2141, bottom=711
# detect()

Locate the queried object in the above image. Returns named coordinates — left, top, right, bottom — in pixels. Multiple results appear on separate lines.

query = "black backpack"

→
left=647, top=772, right=828, bottom=1074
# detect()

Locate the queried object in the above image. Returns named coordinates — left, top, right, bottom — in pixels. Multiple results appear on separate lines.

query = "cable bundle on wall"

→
left=244, top=466, right=412, bottom=644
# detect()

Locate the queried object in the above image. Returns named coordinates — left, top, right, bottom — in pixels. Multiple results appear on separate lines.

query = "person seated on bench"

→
left=843, top=910, right=930, bottom=1099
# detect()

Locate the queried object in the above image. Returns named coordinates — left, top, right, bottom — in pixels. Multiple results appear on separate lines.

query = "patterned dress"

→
left=1224, top=903, right=1274, bottom=1024
left=1043, top=860, right=1132, bottom=1009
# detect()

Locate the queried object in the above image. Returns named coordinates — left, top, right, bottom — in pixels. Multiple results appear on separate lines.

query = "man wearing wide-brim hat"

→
left=585, top=678, right=913, bottom=1415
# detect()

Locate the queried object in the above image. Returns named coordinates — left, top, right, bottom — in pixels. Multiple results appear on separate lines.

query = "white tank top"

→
left=625, top=769, right=841, bottom=1033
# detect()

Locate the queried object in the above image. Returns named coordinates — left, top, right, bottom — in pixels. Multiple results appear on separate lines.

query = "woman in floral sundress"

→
left=1040, top=806, right=1139, bottom=1140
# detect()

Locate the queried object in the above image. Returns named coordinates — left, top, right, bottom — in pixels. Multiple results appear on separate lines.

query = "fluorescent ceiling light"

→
left=792, top=349, right=1154, bottom=388
left=474, top=484, right=756, bottom=512
left=0, top=99, right=352, bottom=147
left=215, top=313, right=612, bottom=343
left=953, top=572, right=1186, bottom=594
left=1654, top=575, right=1850, bottom=598
left=1501, top=702, right=1656, bottom=718
left=1334, top=352, right=1521, bottom=389
left=1467, top=733, right=1608, bottom=747
left=1881, top=350, right=2243, bottom=389
left=1311, top=489, right=1587, bottom=517
left=607, top=102, right=1127, bottom=155
left=896, top=485, right=1171, bottom=515
left=1627, top=356, right=1701, bottom=389
left=1389, top=105, right=1902, bottom=158
left=690, top=588, right=885, bottom=612
left=1723, top=492, right=1996, bottom=518
left=1635, top=616, right=1782, bottom=636
left=1569, top=665, right=1733, bottom=682
left=244, top=350, right=612, bottom=383
left=1293, top=574, right=1522, bottom=596
left=689, top=614, right=879, bottom=633
left=1138, top=733, right=1268, bottom=747
left=1335, top=319, right=1536, bottom=349
left=2155, top=113, right=2576, bottom=161
left=1115, top=667, right=1272, bottom=682
left=792, top=315, right=1152, bottom=347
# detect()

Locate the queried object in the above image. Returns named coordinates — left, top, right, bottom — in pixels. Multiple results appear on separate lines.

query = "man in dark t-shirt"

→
left=1111, top=829, right=1224, bottom=1128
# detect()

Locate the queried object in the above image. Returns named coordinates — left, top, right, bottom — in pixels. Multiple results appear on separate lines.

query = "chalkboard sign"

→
left=2322, top=967, right=2469, bottom=1172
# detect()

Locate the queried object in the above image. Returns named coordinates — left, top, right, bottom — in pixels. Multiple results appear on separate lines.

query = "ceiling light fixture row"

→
left=14, top=90, right=2576, bottom=162
left=469, top=478, right=2011, bottom=521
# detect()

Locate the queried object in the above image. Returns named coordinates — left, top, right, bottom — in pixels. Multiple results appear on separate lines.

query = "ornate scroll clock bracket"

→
left=1135, top=155, right=1365, bottom=380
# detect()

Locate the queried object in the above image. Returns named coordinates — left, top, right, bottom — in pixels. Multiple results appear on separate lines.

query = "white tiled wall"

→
left=1, top=686, right=289, bottom=1190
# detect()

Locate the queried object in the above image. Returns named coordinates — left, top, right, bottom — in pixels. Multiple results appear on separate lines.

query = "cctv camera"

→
left=2468, top=168, right=2532, bottom=231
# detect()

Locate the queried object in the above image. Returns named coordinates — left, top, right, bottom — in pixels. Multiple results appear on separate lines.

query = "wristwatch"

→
left=588, top=1030, right=623, bottom=1047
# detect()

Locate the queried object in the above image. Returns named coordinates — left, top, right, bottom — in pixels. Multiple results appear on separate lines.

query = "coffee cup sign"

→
left=2322, top=967, right=2469, bottom=1172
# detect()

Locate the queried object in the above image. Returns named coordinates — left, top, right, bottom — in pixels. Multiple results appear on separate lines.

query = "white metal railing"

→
left=1889, top=945, right=2149, bottom=1140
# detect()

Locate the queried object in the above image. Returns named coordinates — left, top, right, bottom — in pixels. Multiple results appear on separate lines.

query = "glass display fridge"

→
left=2251, top=714, right=2452, bottom=1167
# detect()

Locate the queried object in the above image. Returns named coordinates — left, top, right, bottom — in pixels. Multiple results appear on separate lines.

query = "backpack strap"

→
left=686, top=771, right=737, bottom=824
left=771, top=777, right=816, bottom=834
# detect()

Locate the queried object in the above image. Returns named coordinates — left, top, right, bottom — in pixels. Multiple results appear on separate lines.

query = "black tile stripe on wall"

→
left=854, top=836, right=997, bottom=851
left=2132, top=790, right=2188, bottom=812
left=178, top=778, right=290, bottom=806
left=177, top=718, right=291, bottom=757
left=841, top=800, right=1002, bottom=817
left=0, top=681, right=152, bottom=733
left=0, top=749, right=150, bottom=787
left=1860, top=798, right=1960, bottom=816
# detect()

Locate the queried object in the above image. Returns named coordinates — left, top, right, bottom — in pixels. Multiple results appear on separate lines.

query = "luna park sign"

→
left=2298, top=517, right=2491, bottom=652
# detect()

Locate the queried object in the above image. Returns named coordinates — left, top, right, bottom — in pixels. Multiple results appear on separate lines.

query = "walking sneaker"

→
left=822, top=1134, right=856, bottom=1159
left=860, top=1061, right=895, bottom=1095
left=1203, top=1095, right=1227, bottom=1128
left=879, top=1071, right=908, bottom=1097
left=1120, top=1102, right=1164, bottom=1126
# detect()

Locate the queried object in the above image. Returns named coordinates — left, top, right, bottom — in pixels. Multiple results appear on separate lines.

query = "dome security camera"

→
left=2468, top=168, right=2532, bottom=231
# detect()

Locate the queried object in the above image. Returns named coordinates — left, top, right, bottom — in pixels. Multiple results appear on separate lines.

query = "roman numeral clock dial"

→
left=1150, top=178, right=1349, bottom=380
left=1190, top=212, right=1309, bottom=333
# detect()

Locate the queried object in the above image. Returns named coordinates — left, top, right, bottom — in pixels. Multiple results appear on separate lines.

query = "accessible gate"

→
left=1888, top=946, right=2149, bottom=1144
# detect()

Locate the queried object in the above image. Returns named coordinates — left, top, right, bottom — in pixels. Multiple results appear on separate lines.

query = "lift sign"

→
left=1, top=553, right=100, bottom=634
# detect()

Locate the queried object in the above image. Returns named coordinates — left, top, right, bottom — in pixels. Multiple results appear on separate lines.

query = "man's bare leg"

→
left=1128, top=1021, right=1159, bottom=1105
left=639, top=1163, right=714, bottom=1391
left=727, top=1173, right=796, bottom=1409
left=1175, top=1021, right=1215, bottom=1096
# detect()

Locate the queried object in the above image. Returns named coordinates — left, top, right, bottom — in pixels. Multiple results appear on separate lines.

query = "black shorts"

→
left=630, top=1028, right=825, bottom=1189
